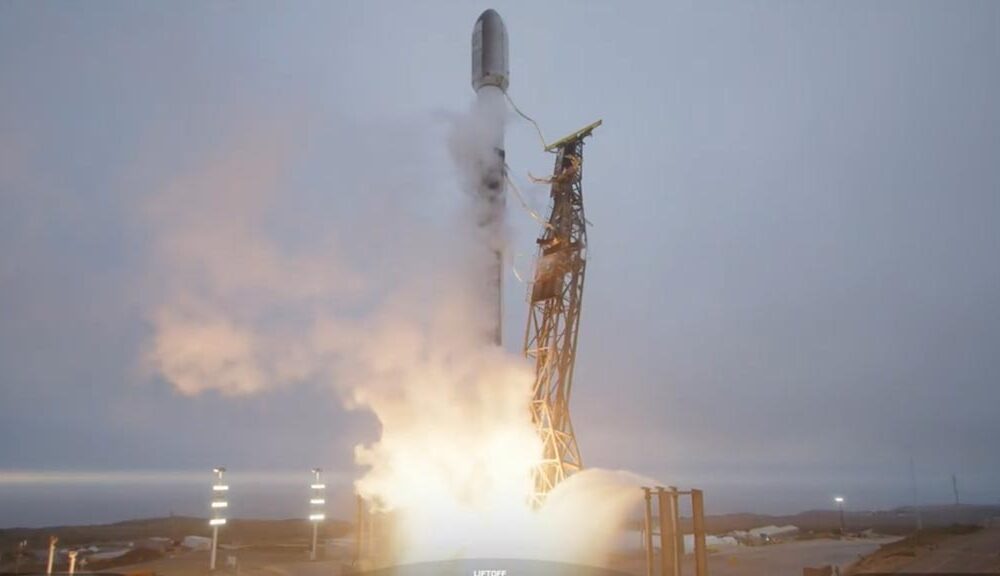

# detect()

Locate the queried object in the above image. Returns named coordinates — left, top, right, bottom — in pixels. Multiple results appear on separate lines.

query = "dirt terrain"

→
left=0, top=517, right=351, bottom=574
left=850, top=525, right=1000, bottom=574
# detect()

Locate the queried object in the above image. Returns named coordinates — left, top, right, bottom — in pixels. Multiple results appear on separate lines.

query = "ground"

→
left=850, top=525, right=1000, bottom=574
left=7, top=511, right=1000, bottom=575
left=690, top=538, right=899, bottom=576
left=79, top=546, right=354, bottom=576
left=114, top=537, right=894, bottom=576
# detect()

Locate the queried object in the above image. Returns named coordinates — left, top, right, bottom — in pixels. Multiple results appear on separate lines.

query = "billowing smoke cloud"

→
left=142, top=105, right=644, bottom=565
left=449, top=86, right=508, bottom=258
left=143, top=136, right=363, bottom=396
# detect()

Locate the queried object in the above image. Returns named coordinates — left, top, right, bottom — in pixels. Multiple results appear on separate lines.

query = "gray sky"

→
left=1, top=1, right=999, bottom=524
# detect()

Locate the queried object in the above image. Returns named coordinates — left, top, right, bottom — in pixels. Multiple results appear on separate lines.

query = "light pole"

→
left=45, top=536, right=57, bottom=575
left=67, top=550, right=78, bottom=575
left=309, top=468, right=326, bottom=561
left=834, top=496, right=846, bottom=535
left=209, top=467, right=228, bottom=571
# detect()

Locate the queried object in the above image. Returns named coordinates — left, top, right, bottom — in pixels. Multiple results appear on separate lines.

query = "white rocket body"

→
left=471, top=9, right=509, bottom=345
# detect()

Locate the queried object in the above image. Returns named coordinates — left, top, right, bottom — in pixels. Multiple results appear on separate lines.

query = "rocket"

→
left=471, top=9, right=509, bottom=345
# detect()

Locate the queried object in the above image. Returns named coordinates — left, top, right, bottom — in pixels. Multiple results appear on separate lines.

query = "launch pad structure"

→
left=641, top=487, right=710, bottom=576
left=349, top=121, right=602, bottom=570
left=523, top=120, right=601, bottom=504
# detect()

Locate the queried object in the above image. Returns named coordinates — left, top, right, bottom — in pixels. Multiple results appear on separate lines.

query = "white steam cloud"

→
left=142, top=105, right=644, bottom=565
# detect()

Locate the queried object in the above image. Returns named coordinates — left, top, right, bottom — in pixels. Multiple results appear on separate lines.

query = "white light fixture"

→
left=309, top=468, right=326, bottom=561
left=211, top=501, right=229, bottom=508
left=209, top=518, right=227, bottom=526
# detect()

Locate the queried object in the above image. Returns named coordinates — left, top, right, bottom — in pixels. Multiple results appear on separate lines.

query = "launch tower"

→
left=524, top=121, right=601, bottom=505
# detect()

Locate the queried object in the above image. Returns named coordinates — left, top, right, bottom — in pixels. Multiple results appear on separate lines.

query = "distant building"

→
left=731, top=524, right=799, bottom=545
left=181, top=535, right=212, bottom=551
left=137, top=537, right=173, bottom=553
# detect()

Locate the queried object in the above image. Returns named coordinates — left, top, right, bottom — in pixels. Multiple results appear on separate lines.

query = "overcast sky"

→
left=1, top=1, right=999, bottom=525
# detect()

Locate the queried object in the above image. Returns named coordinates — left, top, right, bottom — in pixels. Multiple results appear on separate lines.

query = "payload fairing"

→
left=472, top=9, right=509, bottom=93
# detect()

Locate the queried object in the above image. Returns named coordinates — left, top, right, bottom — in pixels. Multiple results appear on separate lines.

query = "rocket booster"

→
left=471, top=9, right=508, bottom=345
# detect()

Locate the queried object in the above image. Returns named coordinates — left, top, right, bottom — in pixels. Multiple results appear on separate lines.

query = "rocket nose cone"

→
left=477, top=8, right=503, bottom=26
left=472, top=8, right=509, bottom=91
